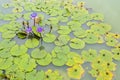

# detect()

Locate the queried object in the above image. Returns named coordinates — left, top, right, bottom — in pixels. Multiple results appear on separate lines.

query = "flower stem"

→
left=34, top=18, right=35, bottom=26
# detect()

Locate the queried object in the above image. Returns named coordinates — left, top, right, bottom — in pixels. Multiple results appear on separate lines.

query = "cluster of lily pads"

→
left=0, top=0, right=120, bottom=80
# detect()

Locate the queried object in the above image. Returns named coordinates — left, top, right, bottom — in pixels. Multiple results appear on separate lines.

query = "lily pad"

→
left=31, top=48, right=47, bottom=59
left=54, top=35, right=70, bottom=46
left=58, top=26, right=71, bottom=35
left=12, top=7, right=23, bottom=13
left=0, top=57, right=13, bottom=69
left=90, top=13, right=104, bottom=21
left=83, top=33, right=99, bottom=44
left=73, top=28, right=87, bottom=38
left=81, top=49, right=97, bottom=62
left=44, top=69, right=63, bottom=80
left=99, top=49, right=113, bottom=62
left=43, top=33, right=56, bottom=43
left=14, top=54, right=37, bottom=72
left=67, top=21, right=81, bottom=31
left=112, top=48, right=120, bottom=60
left=17, top=31, right=27, bottom=39
left=69, top=38, right=85, bottom=49
left=10, top=44, right=27, bottom=56
left=37, top=54, right=52, bottom=66
left=25, top=38, right=39, bottom=48
left=26, top=70, right=45, bottom=80
left=52, top=54, right=67, bottom=66
left=67, top=64, right=84, bottom=79
left=66, top=52, right=84, bottom=66
left=105, top=36, right=118, bottom=47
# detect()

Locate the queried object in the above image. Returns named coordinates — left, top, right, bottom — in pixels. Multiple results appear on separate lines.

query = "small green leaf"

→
left=25, top=38, right=39, bottom=48
left=69, top=38, right=85, bottom=49
left=43, top=33, right=56, bottom=43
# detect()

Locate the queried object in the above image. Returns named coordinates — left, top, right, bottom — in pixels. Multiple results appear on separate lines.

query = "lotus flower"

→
left=26, top=27, right=32, bottom=33
left=37, top=27, right=43, bottom=33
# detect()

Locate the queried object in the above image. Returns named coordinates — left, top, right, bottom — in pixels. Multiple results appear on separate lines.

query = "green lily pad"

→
left=31, top=48, right=47, bottom=59
left=44, top=69, right=63, bottom=80
left=14, top=54, right=37, bottom=72
left=67, top=21, right=81, bottom=31
left=22, top=12, right=31, bottom=20
left=66, top=52, right=84, bottom=66
left=2, top=3, right=10, bottom=8
left=73, top=28, right=87, bottom=38
left=32, top=26, right=41, bottom=37
left=43, top=33, right=56, bottom=43
left=2, top=31, right=16, bottom=39
left=67, top=64, right=84, bottom=79
left=0, top=57, right=13, bottom=69
left=99, top=49, right=113, bottom=62
left=25, top=38, right=39, bottom=48
left=26, top=70, right=45, bottom=80
left=52, top=54, right=67, bottom=66
left=10, top=44, right=27, bottom=56
left=90, top=13, right=104, bottom=21
left=17, top=31, right=27, bottom=39
left=12, top=7, right=23, bottom=13
left=100, top=23, right=112, bottom=32
left=37, top=54, right=52, bottom=66
left=91, top=24, right=106, bottom=35
left=83, top=33, right=99, bottom=44
left=53, top=45, right=70, bottom=54
left=102, top=61, right=116, bottom=71
left=58, top=26, right=71, bottom=35
left=54, top=35, right=70, bottom=46
left=105, top=36, right=118, bottom=47
left=81, top=49, right=97, bottom=62
left=112, top=48, right=120, bottom=60
left=87, top=22, right=97, bottom=27
left=69, top=38, right=85, bottom=49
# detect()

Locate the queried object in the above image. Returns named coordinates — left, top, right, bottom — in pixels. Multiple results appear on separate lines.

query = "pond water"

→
left=0, top=0, right=120, bottom=80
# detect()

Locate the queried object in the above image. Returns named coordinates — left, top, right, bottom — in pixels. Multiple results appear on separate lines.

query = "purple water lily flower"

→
left=37, top=27, right=43, bottom=33
left=26, top=27, right=32, bottom=33
left=30, top=12, right=37, bottom=19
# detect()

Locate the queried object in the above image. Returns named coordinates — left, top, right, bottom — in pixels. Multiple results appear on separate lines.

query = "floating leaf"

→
left=14, top=54, right=37, bottom=72
left=90, top=13, right=104, bottom=21
left=31, top=48, right=47, bottom=59
left=26, top=70, right=45, bottom=80
left=25, top=38, right=39, bottom=48
left=69, top=38, right=85, bottom=49
left=105, top=36, right=118, bottom=47
left=0, top=57, right=13, bottom=69
left=58, top=26, right=71, bottom=35
left=83, top=33, right=99, bottom=44
left=52, top=54, right=67, bottom=66
left=17, top=31, right=27, bottom=39
left=10, top=44, right=27, bottom=56
left=43, top=33, right=56, bottom=43
left=99, top=49, right=113, bottom=62
left=67, top=64, right=84, bottom=79
left=81, top=49, right=97, bottom=62
left=73, top=28, right=87, bottom=38
left=54, top=35, right=70, bottom=46
left=2, top=31, right=16, bottom=39
left=67, top=21, right=81, bottom=31
left=66, top=52, right=84, bottom=66
left=112, top=48, right=120, bottom=60
left=12, top=7, right=23, bottom=13
left=45, top=69, right=63, bottom=80
left=37, top=54, right=52, bottom=66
